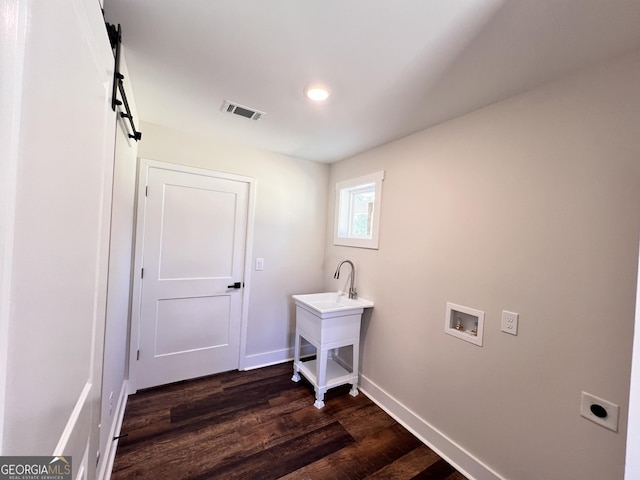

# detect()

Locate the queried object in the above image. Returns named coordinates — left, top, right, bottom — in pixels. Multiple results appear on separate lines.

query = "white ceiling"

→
left=104, top=0, right=640, bottom=163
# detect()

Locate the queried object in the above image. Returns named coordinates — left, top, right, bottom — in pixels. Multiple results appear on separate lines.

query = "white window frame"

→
left=333, top=171, right=384, bottom=249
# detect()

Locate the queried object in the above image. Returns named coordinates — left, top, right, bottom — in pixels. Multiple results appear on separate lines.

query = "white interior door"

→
left=136, top=164, right=250, bottom=389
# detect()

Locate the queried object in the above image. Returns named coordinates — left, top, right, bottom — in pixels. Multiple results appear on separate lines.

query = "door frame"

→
left=626, top=238, right=640, bottom=479
left=128, top=158, right=256, bottom=393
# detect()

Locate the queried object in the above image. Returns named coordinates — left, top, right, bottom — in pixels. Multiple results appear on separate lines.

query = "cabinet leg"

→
left=314, top=388, right=326, bottom=409
left=350, top=339, right=360, bottom=397
left=292, top=331, right=301, bottom=382
left=316, top=348, right=328, bottom=390
left=313, top=348, right=329, bottom=408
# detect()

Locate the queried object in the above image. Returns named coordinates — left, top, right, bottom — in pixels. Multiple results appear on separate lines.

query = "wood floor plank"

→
left=336, top=401, right=397, bottom=441
left=445, top=472, right=469, bottom=480
left=190, top=422, right=355, bottom=480
left=219, top=362, right=293, bottom=389
left=364, top=446, right=441, bottom=479
left=112, top=363, right=467, bottom=480
left=410, top=458, right=456, bottom=479
left=280, top=423, right=425, bottom=479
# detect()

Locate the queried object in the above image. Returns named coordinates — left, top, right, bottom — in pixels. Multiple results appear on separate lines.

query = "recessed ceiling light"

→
left=304, top=84, right=331, bottom=101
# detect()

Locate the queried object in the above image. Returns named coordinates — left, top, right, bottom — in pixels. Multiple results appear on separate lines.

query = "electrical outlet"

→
left=501, top=310, right=519, bottom=335
left=580, top=391, right=619, bottom=432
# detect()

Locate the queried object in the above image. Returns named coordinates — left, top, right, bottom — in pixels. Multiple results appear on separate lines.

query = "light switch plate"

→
left=255, top=258, right=264, bottom=271
left=501, top=310, right=519, bottom=335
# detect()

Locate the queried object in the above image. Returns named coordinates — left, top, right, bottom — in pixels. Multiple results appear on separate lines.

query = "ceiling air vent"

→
left=221, top=100, right=266, bottom=121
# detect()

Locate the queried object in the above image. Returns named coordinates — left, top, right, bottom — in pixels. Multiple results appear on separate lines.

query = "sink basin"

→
left=293, top=292, right=374, bottom=315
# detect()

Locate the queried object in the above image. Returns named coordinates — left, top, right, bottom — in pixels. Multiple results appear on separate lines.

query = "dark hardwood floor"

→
left=111, top=362, right=467, bottom=479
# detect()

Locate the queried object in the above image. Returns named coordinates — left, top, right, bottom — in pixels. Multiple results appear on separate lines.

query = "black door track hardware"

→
left=105, top=22, right=142, bottom=142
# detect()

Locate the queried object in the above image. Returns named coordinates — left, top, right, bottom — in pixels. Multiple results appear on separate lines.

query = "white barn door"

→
left=0, top=0, right=117, bottom=478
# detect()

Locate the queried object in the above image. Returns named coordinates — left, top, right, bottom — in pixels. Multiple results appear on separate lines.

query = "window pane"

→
left=349, top=189, right=374, bottom=237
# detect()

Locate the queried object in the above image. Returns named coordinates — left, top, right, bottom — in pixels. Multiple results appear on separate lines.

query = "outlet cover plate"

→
left=501, top=310, right=519, bottom=335
left=580, top=391, right=619, bottom=432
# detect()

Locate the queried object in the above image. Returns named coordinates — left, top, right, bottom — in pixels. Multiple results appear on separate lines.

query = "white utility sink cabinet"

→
left=291, top=292, right=374, bottom=408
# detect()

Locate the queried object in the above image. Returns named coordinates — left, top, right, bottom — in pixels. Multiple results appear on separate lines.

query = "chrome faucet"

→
left=334, top=260, right=357, bottom=299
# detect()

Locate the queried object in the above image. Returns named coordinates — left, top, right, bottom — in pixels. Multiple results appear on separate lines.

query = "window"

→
left=334, top=171, right=384, bottom=249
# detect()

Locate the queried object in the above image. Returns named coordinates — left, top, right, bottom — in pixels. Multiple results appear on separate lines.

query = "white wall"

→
left=0, top=1, right=116, bottom=478
left=138, top=124, right=330, bottom=368
left=325, top=50, right=640, bottom=479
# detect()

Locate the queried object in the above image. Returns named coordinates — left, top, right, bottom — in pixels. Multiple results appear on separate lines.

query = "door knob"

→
left=227, top=282, right=242, bottom=289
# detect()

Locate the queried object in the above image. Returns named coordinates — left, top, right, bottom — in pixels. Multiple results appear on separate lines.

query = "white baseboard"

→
left=242, top=344, right=315, bottom=371
left=98, top=381, right=128, bottom=480
left=359, top=374, right=504, bottom=480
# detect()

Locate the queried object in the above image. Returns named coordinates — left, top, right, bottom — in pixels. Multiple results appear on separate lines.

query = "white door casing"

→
left=130, top=160, right=255, bottom=391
